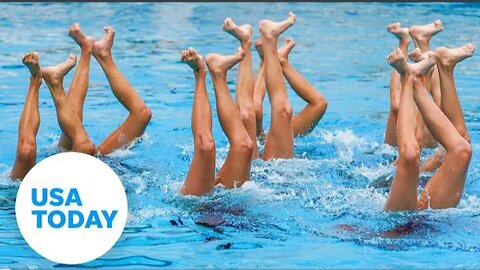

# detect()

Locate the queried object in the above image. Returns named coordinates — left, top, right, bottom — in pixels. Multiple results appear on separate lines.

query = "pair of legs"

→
left=10, top=50, right=94, bottom=180
left=180, top=13, right=299, bottom=195
left=384, top=20, right=442, bottom=148
left=51, top=24, right=151, bottom=156
left=384, top=44, right=473, bottom=211
left=253, top=37, right=327, bottom=139
left=10, top=23, right=152, bottom=180
left=58, top=24, right=151, bottom=155
left=179, top=48, right=253, bottom=195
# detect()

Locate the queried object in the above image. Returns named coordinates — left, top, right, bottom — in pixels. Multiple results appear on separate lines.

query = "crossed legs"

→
left=10, top=53, right=42, bottom=180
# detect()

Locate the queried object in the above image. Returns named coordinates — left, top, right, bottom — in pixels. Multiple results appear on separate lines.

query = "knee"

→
left=194, top=134, right=215, bottom=156
left=312, top=96, right=328, bottom=115
left=240, top=106, right=256, bottom=124
left=76, top=140, right=95, bottom=155
left=399, top=142, right=420, bottom=165
left=134, top=105, right=152, bottom=125
left=17, top=141, right=36, bottom=162
left=452, top=140, right=472, bottom=163
left=274, top=101, right=293, bottom=121
left=390, top=100, right=400, bottom=114
left=231, top=136, right=254, bottom=157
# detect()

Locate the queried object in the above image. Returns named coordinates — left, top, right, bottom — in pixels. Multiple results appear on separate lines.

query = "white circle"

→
left=15, top=152, right=128, bottom=265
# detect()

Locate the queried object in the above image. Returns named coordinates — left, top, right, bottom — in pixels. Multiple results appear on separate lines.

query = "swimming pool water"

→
left=1, top=2, right=480, bottom=269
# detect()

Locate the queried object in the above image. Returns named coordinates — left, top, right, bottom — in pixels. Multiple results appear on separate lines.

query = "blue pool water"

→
left=1, top=2, right=480, bottom=268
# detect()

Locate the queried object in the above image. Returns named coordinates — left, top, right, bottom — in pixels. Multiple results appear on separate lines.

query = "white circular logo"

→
left=15, top=152, right=128, bottom=265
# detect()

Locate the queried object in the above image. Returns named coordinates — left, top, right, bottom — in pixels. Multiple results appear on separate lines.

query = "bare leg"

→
left=223, top=18, right=259, bottom=159
left=435, top=44, right=474, bottom=142
left=416, top=45, right=475, bottom=208
left=58, top=23, right=96, bottom=150
left=11, top=52, right=42, bottom=180
left=384, top=49, right=437, bottom=211
left=42, top=54, right=95, bottom=155
left=93, top=26, right=152, bottom=155
left=385, top=22, right=409, bottom=146
left=180, top=48, right=216, bottom=196
left=205, top=49, right=253, bottom=188
left=253, top=38, right=267, bottom=138
left=260, top=12, right=296, bottom=160
left=279, top=38, right=327, bottom=136
left=410, top=20, right=443, bottom=148
left=409, top=48, right=438, bottom=149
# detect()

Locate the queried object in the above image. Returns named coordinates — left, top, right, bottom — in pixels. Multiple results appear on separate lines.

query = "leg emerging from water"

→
left=279, top=38, right=327, bottom=136
left=260, top=12, right=296, bottom=160
left=93, top=26, right=152, bottom=155
left=385, top=22, right=409, bottom=146
left=206, top=49, right=253, bottom=188
left=253, top=38, right=267, bottom=138
left=58, top=23, right=96, bottom=150
left=42, top=54, right=95, bottom=155
left=11, top=53, right=42, bottom=180
left=223, top=18, right=259, bottom=158
left=384, top=49, right=436, bottom=211
left=180, top=48, right=216, bottom=196
left=416, top=45, right=474, bottom=209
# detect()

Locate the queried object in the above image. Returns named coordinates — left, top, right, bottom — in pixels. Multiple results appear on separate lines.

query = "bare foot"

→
left=22, top=52, right=41, bottom=78
left=409, top=19, right=443, bottom=50
left=435, top=44, right=475, bottom=68
left=254, top=38, right=264, bottom=60
left=42, top=54, right=77, bottom=88
left=387, top=48, right=436, bottom=75
left=180, top=47, right=206, bottom=73
left=278, top=37, right=295, bottom=64
left=68, top=23, right=96, bottom=51
left=205, top=48, right=245, bottom=75
left=259, top=11, right=296, bottom=40
left=408, top=48, right=426, bottom=62
left=223, top=18, right=252, bottom=43
left=93, top=25, right=115, bottom=60
left=387, top=22, right=410, bottom=41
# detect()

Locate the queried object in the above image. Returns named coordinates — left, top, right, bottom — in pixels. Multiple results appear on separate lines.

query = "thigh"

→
left=418, top=153, right=469, bottom=209
left=96, top=114, right=148, bottom=155
left=217, top=149, right=252, bottom=189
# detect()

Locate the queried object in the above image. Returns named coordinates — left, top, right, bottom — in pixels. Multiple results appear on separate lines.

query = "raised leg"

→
left=253, top=38, right=267, bottom=138
left=180, top=48, right=216, bottom=196
left=42, top=54, right=95, bottom=155
left=259, top=12, right=296, bottom=160
left=384, top=22, right=409, bottom=146
left=279, top=38, right=327, bottom=136
left=93, top=26, right=152, bottom=155
left=383, top=49, right=436, bottom=211
left=410, top=20, right=444, bottom=148
left=416, top=45, right=475, bottom=209
left=11, top=52, right=42, bottom=180
left=58, top=23, right=96, bottom=150
left=435, top=45, right=474, bottom=141
left=205, top=49, right=253, bottom=188
left=223, top=18, right=259, bottom=159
